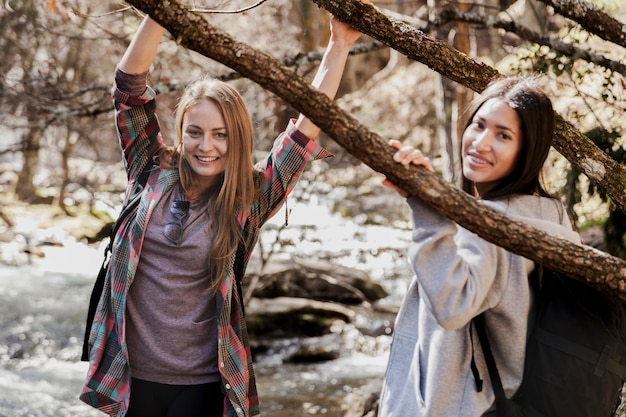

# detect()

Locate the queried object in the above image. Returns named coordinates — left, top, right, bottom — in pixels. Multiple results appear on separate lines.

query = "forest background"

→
left=0, top=0, right=625, bottom=416
left=1, top=0, right=625, bottom=277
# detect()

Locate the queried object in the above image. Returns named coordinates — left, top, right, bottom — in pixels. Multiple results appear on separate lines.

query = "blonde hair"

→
left=159, top=77, right=257, bottom=293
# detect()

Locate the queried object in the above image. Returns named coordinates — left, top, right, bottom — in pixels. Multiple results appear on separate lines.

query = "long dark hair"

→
left=460, top=76, right=555, bottom=200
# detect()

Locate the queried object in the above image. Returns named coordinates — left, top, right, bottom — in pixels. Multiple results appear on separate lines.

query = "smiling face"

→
left=461, top=98, right=523, bottom=197
left=182, top=99, right=229, bottom=192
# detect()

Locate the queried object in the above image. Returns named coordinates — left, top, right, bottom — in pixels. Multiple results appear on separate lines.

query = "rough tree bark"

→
left=124, top=0, right=626, bottom=302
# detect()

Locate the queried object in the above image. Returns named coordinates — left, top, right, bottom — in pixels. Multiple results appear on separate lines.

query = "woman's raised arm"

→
left=118, top=16, right=167, bottom=75
left=294, top=1, right=371, bottom=140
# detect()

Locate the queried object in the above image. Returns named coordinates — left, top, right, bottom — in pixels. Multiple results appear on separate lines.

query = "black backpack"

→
left=81, top=159, right=154, bottom=361
left=474, top=265, right=626, bottom=417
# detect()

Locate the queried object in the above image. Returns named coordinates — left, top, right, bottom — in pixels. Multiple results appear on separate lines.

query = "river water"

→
left=0, top=194, right=414, bottom=417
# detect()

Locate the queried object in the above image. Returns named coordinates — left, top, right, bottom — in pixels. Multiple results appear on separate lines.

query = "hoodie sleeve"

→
left=406, top=197, right=507, bottom=330
left=405, top=194, right=579, bottom=331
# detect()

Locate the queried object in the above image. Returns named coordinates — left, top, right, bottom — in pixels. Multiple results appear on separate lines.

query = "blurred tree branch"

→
left=189, top=0, right=269, bottom=14
left=538, top=0, right=626, bottom=48
left=429, top=6, right=626, bottom=76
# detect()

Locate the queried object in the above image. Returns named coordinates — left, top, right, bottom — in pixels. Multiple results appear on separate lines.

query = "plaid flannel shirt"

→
left=79, top=80, right=331, bottom=417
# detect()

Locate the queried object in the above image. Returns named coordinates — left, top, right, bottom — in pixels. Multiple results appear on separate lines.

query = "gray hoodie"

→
left=378, top=194, right=581, bottom=417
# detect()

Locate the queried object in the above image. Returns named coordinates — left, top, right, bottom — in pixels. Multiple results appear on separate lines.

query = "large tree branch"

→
left=124, top=0, right=626, bottom=302
left=538, top=0, right=626, bottom=48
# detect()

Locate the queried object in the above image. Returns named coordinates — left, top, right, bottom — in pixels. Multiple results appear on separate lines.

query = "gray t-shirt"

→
left=126, top=184, right=221, bottom=385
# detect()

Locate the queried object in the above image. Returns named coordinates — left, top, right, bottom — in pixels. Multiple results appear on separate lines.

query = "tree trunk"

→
left=427, top=0, right=456, bottom=183
left=451, top=1, right=473, bottom=185
left=124, top=0, right=626, bottom=302
left=15, top=127, right=41, bottom=202
left=59, top=127, right=77, bottom=214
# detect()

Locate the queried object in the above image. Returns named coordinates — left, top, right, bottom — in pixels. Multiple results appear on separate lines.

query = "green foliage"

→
left=564, top=127, right=625, bottom=259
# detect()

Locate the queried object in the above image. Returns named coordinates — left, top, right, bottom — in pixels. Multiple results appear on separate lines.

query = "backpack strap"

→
left=108, top=159, right=155, bottom=252
left=81, top=157, right=156, bottom=361
left=473, top=265, right=544, bottom=417
left=474, top=313, right=509, bottom=416
left=470, top=324, right=484, bottom=392
left=233, top=217, right=256, bottom=315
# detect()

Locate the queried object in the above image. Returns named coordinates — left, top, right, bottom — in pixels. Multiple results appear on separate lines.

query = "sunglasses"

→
left=164, top=199, right=190, bottom=246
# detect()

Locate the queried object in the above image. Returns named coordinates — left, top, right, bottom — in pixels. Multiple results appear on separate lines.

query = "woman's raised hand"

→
left=329, top=0, right=372, bottom=47
left=389, top=139, right=433, bottom=171
left=382, top=139, right=434, bottom=197
left=294, top=0, right=372, bottom=140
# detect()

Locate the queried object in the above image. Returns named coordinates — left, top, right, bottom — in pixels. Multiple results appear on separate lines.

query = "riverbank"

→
left=0, top=232, right=395, bottom=417
left=1, top=168, right=623, bottom=416
left=0, top=172, right=409, bottom=416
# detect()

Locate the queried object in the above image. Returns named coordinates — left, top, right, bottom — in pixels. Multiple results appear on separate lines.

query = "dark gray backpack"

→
left=474, top=265, right=626, bottom=417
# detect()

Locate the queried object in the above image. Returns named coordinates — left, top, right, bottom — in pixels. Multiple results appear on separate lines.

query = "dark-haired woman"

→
left=378, top=76, right=581, bottom=417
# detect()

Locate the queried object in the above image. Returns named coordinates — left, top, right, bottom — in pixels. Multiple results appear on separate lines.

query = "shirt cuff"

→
left=115, top=67, right=149, bottom=97
left=284, top=119, right=334, bottom=161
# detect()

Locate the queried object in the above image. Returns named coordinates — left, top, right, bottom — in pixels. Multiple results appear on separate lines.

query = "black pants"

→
left=126, top=378, right=225, bottom=417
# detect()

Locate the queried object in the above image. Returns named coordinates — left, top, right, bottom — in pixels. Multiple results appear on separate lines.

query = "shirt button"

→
left=236, top=407, right=242, bottom=414
left=225, top=383, right=231, bottom=390
left=220, top=361, right=225, bottom=368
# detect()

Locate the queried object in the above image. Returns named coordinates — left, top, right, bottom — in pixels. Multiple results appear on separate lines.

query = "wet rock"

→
left=342, top=378, right=382, bottom=417
left=250, top=332, right=345, bottom=365
left=244, top=257, right=388, bottom=305
left=245, top=296, right=354, bottom=338
left=286, top=334, right=342, bottom=363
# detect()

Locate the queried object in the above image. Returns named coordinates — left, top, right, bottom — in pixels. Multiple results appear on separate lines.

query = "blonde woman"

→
left=80, top=5, right=367, bottom=416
